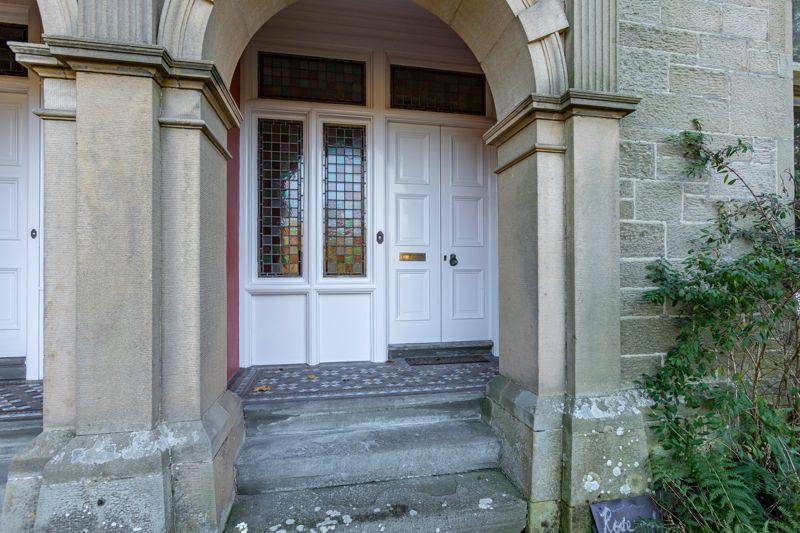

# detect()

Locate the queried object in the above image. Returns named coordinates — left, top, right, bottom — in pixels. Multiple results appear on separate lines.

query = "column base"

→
left=483, top=376, right=652, bottom=532
left=2, top=391, right=244, bottom=533
left=482, top=376, right=564, bottom=532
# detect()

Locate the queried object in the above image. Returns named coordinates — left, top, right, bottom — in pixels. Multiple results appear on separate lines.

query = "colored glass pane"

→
left=258, top=119, right=304, bottom=277
left=323, top=124, right=366, bottom=277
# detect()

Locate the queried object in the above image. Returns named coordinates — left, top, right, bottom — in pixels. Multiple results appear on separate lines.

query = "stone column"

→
left=482, top=91, right=646, bottom=533
left=482, top=97, right=571, bottom=531
left=2, top=38, right=243, bottom=533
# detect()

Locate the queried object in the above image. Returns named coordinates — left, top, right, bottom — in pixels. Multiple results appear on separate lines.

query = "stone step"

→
left=235, top=419, right=501, bottom=494
left=387, top=341, right=494, bottom=360
left=0, top=419, right=41, bottom=458
left=0, top=419, right=41, bottom=510
left=243, top=391, right=484, bottom=437
left=227, top=469, right=527, bottom=533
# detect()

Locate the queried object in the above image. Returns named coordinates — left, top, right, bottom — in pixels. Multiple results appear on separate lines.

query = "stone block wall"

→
left=617, top=0, right=794, bottom=387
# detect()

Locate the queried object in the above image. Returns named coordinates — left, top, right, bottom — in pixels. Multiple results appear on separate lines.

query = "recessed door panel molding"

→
left=251, top=294, right=308, bottom=365
left=451, top=195, right=484, bottom=247
left=0, top=102, right=20, bottom=166
left=450, top=134, right=483, bottom=187
left=452, top=269, right=485, bottom=320
left=395, top=131, right=431, bottom=185
left=395, top=194, right=429, bottom=246
left=0, top=178, right=18, bottom=240
left=318, top=293, right=371, bottom=362
left=395, top=269, right=430, bottom=321
left=0, top=268, right=18, bottom=329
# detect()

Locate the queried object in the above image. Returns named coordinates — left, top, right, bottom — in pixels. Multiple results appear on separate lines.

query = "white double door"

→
left=388, top=123, right=491, bottom=345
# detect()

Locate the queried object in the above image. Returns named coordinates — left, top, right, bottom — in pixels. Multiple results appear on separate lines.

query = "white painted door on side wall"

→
left=388, top=123, right=490, bottom=345
left=0, top=92, right=28, bottom=359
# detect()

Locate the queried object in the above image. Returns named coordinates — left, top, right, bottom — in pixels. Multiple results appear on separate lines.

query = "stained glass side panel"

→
left=258, top=119, right=304, bottom=277
left=259, top=53, right=366, bottom=106
left=390, top=65, right=485, bottom=116
left=323, top=124, right=366, bottom=277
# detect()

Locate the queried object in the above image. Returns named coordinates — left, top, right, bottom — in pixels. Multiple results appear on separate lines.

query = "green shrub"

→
left=639, top=120, right=800, bottom=532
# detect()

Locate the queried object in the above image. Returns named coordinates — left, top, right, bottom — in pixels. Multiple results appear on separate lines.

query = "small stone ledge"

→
left=485, top=375, right=563, bottom=431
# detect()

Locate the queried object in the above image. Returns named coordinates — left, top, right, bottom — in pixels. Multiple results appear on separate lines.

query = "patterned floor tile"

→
left=0, top=380, right=43, bottom=420
left=230, top=358, right=499, bottom=404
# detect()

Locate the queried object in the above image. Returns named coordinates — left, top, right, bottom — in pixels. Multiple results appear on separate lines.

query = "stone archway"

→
left=3, top=1, right=647, bottom=531
left=158, top=0, right=570, bottom=118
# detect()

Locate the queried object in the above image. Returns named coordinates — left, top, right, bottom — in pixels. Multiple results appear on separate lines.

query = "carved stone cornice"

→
left=484, top=90, right=639, bottom=146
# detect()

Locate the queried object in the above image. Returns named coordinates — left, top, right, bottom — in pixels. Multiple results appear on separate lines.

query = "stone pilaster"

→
left=2, top=38, right=244, bottom=533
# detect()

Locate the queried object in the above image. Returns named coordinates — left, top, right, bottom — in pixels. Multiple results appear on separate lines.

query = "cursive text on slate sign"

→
left=590, top=496, right=663, bottom=533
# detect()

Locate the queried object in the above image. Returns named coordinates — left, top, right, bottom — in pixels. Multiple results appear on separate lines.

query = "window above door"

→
left=258, top=52, right=367, bottom=106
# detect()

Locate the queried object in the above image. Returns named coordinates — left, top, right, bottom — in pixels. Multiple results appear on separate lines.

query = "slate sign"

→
left=590, top=496, right=663, bottom=533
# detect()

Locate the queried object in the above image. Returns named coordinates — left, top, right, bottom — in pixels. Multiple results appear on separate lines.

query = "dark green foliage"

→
left=639, top=120, right=800, bottom=532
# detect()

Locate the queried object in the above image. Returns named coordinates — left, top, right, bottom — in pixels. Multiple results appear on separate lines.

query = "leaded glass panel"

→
left=390, top=65, right=485, bottom=116
left=259, top=53, right=366, bottom=105
left=0, top=24, right=27, bottom=77
left=258, top=119, right=304, bottom=277
left=323, top=124, right=366, bottom=277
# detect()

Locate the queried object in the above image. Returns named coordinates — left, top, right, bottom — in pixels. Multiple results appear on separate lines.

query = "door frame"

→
left=238, top=40, right=499, bottom=367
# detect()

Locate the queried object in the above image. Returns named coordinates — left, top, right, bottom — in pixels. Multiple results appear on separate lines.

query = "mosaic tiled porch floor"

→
left=0, top=380, right=43, bottom=421
left=230, top=358, right=499, bottom=404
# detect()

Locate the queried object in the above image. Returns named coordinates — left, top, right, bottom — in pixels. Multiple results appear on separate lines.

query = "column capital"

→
left=485, top=90, right=639, bottom=146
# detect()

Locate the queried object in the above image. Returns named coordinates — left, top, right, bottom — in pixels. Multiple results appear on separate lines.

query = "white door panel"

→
left=441, top=127, right=490, bottom=341
left=388, top=123, right=441, bottom=344
left=0, top=93, right=27, bottom=357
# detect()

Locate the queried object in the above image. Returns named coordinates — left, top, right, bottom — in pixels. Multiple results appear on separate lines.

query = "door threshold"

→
left=388, top=340, right=493, bottom=360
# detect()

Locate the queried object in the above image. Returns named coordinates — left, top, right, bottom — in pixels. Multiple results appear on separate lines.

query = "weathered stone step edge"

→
left=242, top=390, right=484, bottom=415
left=235, top=420, right=501, bottom=494
left=227, top=469, right=527, bottom=533
left=244, top=397, right=483, bottom=437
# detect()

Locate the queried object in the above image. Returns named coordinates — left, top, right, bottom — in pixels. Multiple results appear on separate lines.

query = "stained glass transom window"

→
left=258, top=119, right=304, bottom=277
left=390, top=65, right=485, bottom=116
left=323, top=124, right=366, bottom=277
left=0, top=24, right=27, bottom=77
left=259, top=53, right=366, bottom=105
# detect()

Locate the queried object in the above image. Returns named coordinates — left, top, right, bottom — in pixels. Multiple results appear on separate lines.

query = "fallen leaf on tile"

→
left=253, top=385, right=271, bottom=392
left=306, top=374, right=317, bottom=380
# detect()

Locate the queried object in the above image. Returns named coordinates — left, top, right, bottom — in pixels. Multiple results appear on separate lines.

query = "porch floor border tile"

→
left=0, top=380, right=43, bottom=421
